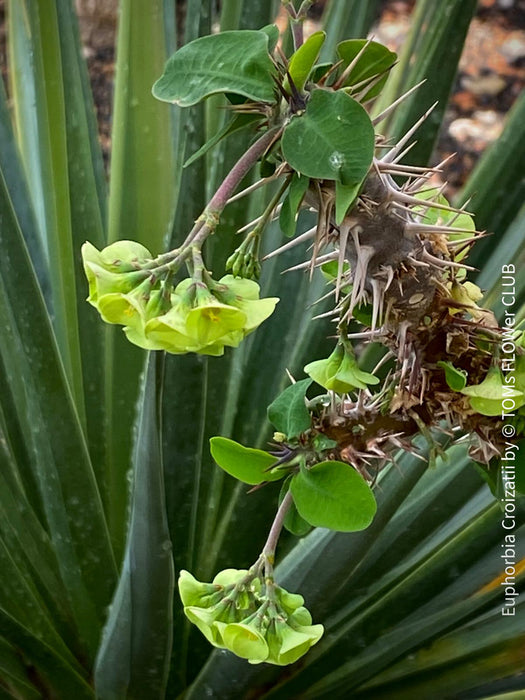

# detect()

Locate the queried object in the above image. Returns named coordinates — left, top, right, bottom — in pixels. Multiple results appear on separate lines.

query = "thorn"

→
left=262, top=225, right=317, bottom=260
left=406, top=254, right=431, bottom=268
left=311, top=308, right=340, bottom=321
left=372, top=79, right=427, bottom=126
left=308, top=287, right=337, bottom=308
left=283, top=251, right=337, bottom=273
left=227, top=173, right=282, bottom=204
left=370, top=278, right=384, bottom=332
left=352, top=68, right=392, bottom=102
left=388, top=189, right=474, bottom=216
left=333, top=36, right=375, bottom=91
left=381, top=102, right=438, bottom=164
left=406, top=221, right=478, bottom=236
left=446, top=233, right=487, bottom=248
left=420, top=249, right=476, bottom=271
left=343, top=329, right=386, bottom=339
left=391, top=140, right=418, bottom=165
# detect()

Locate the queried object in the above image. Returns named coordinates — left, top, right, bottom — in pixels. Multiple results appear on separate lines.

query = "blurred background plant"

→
left=0, top=0, right=523, bottom=698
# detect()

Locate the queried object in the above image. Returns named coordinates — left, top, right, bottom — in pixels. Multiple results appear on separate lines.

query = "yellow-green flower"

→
left=461, top=366, right=525, bottom=416
left=305, top=344, right=379, bottom=394
left=222, top=620, right=270, bottom=662
left=262, top=613, right=324, bottom=666
left=145, top=278, right=278, bottom=356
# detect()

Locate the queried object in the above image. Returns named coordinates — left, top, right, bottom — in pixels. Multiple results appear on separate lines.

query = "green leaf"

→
left=288, top=31, right=326, bottom=93
left=335, top=180, right=361, bottom=225
left=0, top=610, right=93, bottom=699
left=8, top=0, right=86, bottom=418
left=458, top=90, right=525, bottom=263
left=0, top=144, right=116, bottom=659
left=290, top=461, right=377, bottom=532
left=279, top=173, right=310, bottom=237
left=337, top=39, right=397, bottom=99
left=282, top=89, right=374, bottom=185
left=372, top=0, right=478, bottom=167
left=260, top=24, right=280, bottom=54
left=461, top=367, right=525, bottom=416
left=319, top=0, right=382, bottom=63
left=280, top=480, right=312, bottom=537
left=105, top=0, right=177, bottom=560
left=209, top=437, right=284, bottom=485
left=267, top=379, right=312, bottom=438
left=152, top=31, right=277, bottom=107
left=437, top=361, right=467, bottom=391
left=94, top=353, right=174, bottom=700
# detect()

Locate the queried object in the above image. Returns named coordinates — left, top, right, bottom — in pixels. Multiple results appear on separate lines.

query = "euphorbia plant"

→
left=82, top=0, right=525, bottom=668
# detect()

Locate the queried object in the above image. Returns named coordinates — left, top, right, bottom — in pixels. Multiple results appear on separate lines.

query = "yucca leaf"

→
left=0, top=77, right=49, bottom=305
left=354, top=601, right=525, bottom=698
left=0, top=636, right=43, bottom=700
left=477, top=203, right=525, bottom=319
left=0, top=611, right=93, bottom=699
left=95, top=353, right=174, bottom=700
left=319, top=0, right=381, bottom=62
left=8, top=0, right=86, bottom=417
left=373, top=0, right=477, bottom=167
left=105, top=0, right=177, bottom=559
left=52, top=0, right=109, bottom=483
left=0, top=150, right=116, bottom=660
left=457, top=91, right=525, bottom=265
left=0, top=434, right=77, bottom=648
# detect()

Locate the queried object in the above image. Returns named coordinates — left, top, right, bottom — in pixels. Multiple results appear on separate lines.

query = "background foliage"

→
left=0, top=0, right=523, bottom=698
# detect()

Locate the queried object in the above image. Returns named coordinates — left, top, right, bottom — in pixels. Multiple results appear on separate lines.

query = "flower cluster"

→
left=82, top=241, right=278, bottom=356
left=179, top=569, right=323, bottom=665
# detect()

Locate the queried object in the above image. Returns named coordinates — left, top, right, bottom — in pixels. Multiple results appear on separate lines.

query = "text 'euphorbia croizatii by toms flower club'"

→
left=81, top=4, right=525, bottom=668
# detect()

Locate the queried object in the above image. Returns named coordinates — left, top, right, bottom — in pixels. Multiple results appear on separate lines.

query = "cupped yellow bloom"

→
left=305, top=344, right=379, bottom=394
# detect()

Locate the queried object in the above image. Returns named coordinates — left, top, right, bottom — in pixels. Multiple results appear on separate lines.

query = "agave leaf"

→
left=354, top=601, right=525, bottom=698
left=0, top=142, right=116, bottom=660
left=0, top=610, right=93, bottom=699
left=0, top=636, right=43, bottom=700
left=95, top=353, right=174, bottom=700
left=457, top=91, right=525, bottom=265
left=105, top=0, right=177, bottom=560
left=8, top=0, right=86, bottom=418
left=373, top=0, right=478, bottom=166
left=477, top=204, right=525, bottom=320
left=319, top=0, right=382, bottom=62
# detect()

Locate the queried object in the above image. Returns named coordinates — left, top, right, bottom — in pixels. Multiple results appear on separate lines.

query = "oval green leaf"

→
left=290, top=461, right=377, bottom=532
left=287, top=31, right=326, bottom=93
left=437, top=360, right=468, bottom=391
left=279, top=479, right=312, bottom=537
left=282, top=89, right=374, bottom=185
left=267, top=378, right=312, bottom=438
left=337, top=39, right=397, bottom=100
left=209, top=437, right=283, bottom=485
left=153, top=31, right=277, bottom=107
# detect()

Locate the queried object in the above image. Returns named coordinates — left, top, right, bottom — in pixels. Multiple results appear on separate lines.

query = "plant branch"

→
left=262, top=490, right=294, bottom=562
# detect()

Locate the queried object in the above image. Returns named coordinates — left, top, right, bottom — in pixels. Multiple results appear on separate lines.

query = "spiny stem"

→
left=207, top=127, right=282, bottom=216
